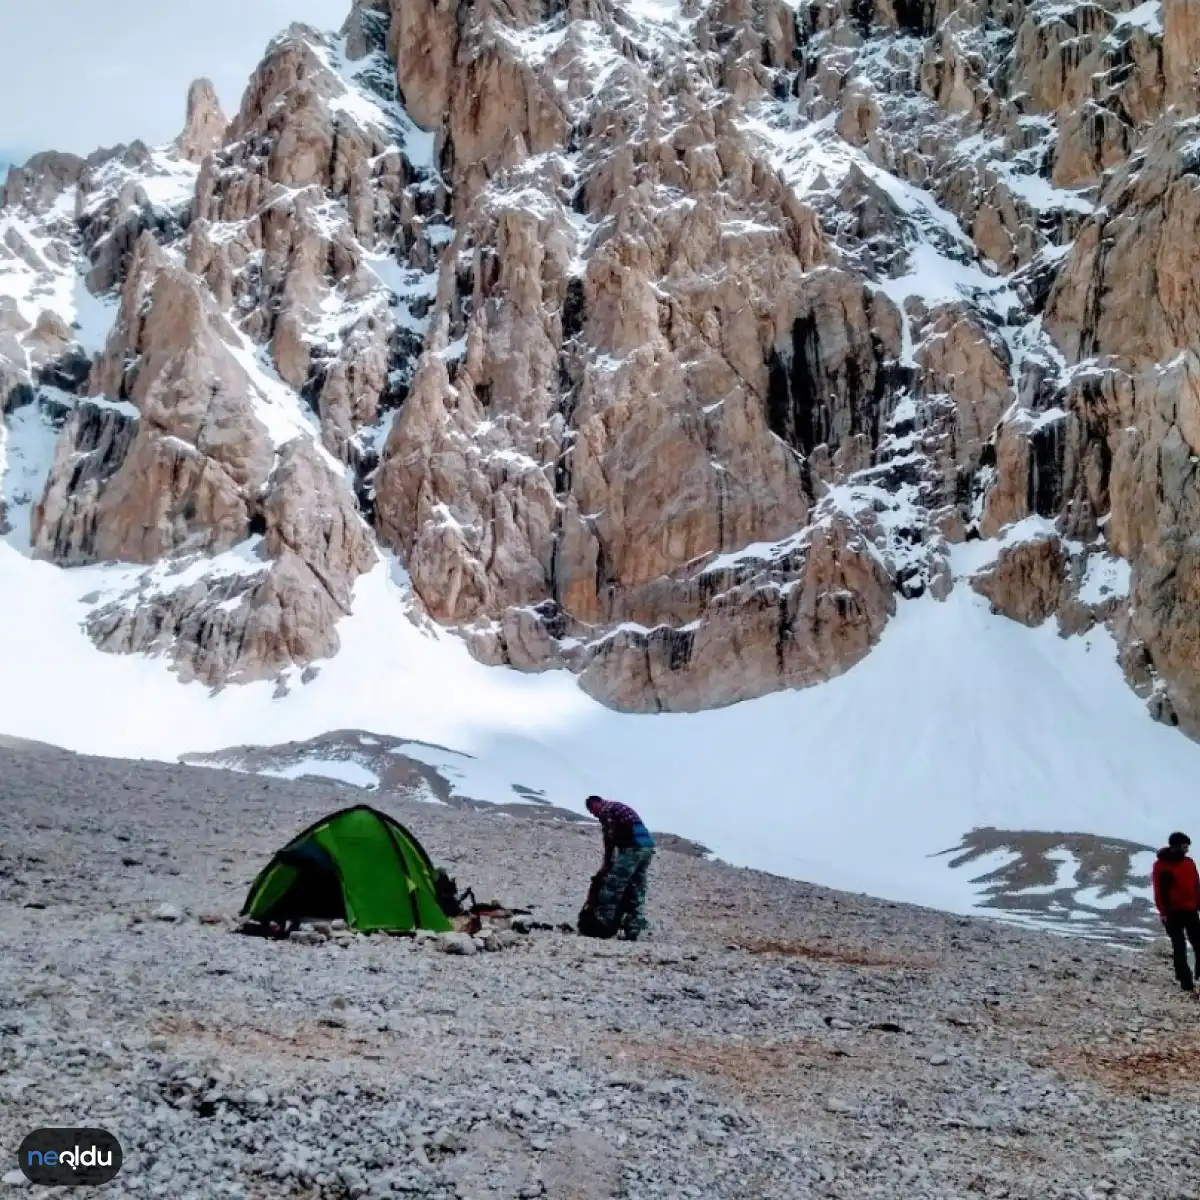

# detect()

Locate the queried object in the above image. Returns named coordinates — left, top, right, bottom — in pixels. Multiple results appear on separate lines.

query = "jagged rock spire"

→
left=177, top=78, right=228, bottom=164
left=342, top=0, right=391, bottom=61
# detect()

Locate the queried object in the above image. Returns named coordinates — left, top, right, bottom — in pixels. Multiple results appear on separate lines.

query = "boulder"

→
left=970, top=537, right=1067, bottom=628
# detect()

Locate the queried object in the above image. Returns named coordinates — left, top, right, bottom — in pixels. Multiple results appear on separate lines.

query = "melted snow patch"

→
left=0, top=399, right=60, bottom=551
left=0, top=212, right=119, bottom=350
left=701, top=531, right=808, bottom=575
left=262, top=757, right=382, bottom=789
left=71, top=276, right=119, bottom=354
left=1013, top=850, right=1081, bottom=896
left=307, top=32, right=437, bottom=171
left=877, top=241, right=1017, bottom=336
left=1079, top=553, right=1132, bottom=605
left=939, top=830, right=1157, bottom=937
left=224, top=332, right=347, bottom=478
left=364, top=253, right=439, bottom=334
left=78, top=149, right=199, bottom=217
left=993, top=165, right=1094, bottom=215
left=140, top=538, right=269, bottom=592
left=949, top=516, right=1061, bottom=578
left=1111, top=1, right=1163, bottom=37
left=741, top=113, right=854, bottom=200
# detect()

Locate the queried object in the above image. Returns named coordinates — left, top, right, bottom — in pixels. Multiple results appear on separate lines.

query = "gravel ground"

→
left=1, top=738, right=1198, bottom=1200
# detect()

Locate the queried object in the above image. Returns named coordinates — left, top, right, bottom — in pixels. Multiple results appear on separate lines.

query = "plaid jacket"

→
left=590, top=799, right=655, bottom=855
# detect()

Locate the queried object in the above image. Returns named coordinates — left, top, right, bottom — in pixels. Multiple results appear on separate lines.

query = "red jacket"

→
left=1152, top=849, right=1200, bottom=917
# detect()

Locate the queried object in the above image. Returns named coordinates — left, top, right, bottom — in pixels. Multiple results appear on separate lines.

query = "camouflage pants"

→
left=591, top=847, right=654, bottom=939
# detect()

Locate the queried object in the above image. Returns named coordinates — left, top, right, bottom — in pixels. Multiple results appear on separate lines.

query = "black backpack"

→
left=434, top=868, right=464, bottom=917
left=577, top=871, right=617, bottom=938
left=577, top=906, right=617, bottom=938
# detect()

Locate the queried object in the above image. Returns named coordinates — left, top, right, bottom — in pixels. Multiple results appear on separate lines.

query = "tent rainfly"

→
left=241, top=805, right=453, bottom=933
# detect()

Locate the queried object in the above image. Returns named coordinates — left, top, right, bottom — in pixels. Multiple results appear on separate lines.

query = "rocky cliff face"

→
left=1, top=0, right=1198, bottom=722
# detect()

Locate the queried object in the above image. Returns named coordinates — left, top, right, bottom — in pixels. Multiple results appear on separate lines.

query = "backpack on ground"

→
left=434, top=868, right=465, bottom=918
left=577, top=870, right=617, bottom=938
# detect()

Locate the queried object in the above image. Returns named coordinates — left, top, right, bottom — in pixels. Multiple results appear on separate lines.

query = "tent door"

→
left=262, top=841, right=345, bottom=922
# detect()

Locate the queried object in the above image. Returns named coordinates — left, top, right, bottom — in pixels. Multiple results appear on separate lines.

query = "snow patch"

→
left=1079, top=554, right=1132, bottom=606
left=993, top=166, right=1094, bottom=215
left=262, top=757, right=382, bottom=789
left=1111, top=1, right=1163, bottom=37
left=702, top=530, right=808, bottom=574
left=0, top=399, right=61, bottom=551
left=3, top=532, right=1200, bottom=923
left=949, top=516, right=1061, bottom=578
left=223, top=331, right=346, bottom=479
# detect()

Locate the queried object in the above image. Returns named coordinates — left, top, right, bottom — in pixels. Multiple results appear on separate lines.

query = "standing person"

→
left=582, top=796, right=655, bottom=941
left=1152, top=831, right=1200, bottom=993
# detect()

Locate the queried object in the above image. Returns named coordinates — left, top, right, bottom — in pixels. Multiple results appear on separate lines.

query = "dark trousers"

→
left=1164, top=910, right=1200, bottom=989
left=589, top=847, right=654, bottom=939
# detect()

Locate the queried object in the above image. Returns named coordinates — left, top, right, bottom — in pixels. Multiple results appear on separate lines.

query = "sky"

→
left=0, top=0, right=353, bottom=165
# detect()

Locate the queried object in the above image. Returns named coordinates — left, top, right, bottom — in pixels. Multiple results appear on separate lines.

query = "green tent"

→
left=241, top=805, right=453, bottom=933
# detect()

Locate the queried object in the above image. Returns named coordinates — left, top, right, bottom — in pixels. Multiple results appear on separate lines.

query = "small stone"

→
left=245, top=1088, right=269, bottom=1106
left=2, top=1168, right=30, bottom=1186
left=431, top=1128, right=463, bottom=1152
left=438, top=933, right=478, bottom=956
left=512, top=915, right=533, bottom=933
left=152, top=903, right=182, bottom=922
left=198, top=912, right=225, bottom=925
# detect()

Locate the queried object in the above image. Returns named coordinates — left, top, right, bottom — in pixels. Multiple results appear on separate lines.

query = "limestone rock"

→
left=177, top=79, right=228, bottom=164
left=14, top=0, right=1200, bottom=732
left=970, top=537, right=1066, bottom=628
left=1165, top=0, right=1200, bottom=109
left=915, top=307, right=1012, bottom=467
left=34, top=234, right=275, bottom=566
left=343, top=0, right=391, bottom=60
left=1045, top=118, right=1200, bottom=367
left=979, top=410, right=1067, bottom=539
left=261, top=438, right=377, bottom=614
left=578, top=515, right=896, bottom=712
left=32, top=401, right=249, bottom=566
left=25, top=310, right=75, bottom=366
left=388, top=0, right=462, bottom=131
left=1, top=151, right=86, bottom=214
left=86, top=441, right=374, bottom=686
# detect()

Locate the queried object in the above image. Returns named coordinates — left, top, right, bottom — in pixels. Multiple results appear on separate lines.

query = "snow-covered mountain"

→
left=2, top=0, right=1200, bottom=923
